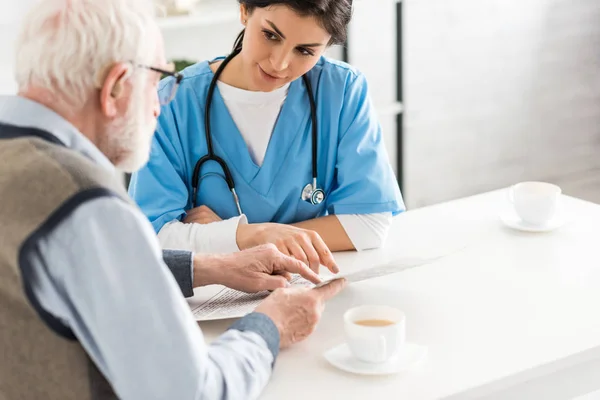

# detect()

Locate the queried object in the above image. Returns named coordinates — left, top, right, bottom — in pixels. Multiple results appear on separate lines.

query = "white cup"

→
left=508, top=182, right=561, bottom=226
left=343, top=305, right=406, bottom=364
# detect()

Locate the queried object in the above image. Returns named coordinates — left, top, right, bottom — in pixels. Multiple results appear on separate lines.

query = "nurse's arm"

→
left=291, top=215, right=355, bottom=252
left=293, top=213, right=393, bottom=252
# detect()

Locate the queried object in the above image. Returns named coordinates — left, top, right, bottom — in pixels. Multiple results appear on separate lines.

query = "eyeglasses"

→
left=135, top=63, right=183, bottom=105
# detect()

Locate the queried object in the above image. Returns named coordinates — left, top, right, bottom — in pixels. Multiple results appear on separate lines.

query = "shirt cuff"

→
left=228, top=312, right=280, bottom=362
left=206, top=214, right=248, bottom=253
left=161, top=250, right=194, bottom=298
left=336, top=213, right=392, bottom=251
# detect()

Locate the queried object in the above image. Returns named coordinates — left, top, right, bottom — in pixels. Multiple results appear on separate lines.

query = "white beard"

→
left=105, top=84, right=157, bottom=173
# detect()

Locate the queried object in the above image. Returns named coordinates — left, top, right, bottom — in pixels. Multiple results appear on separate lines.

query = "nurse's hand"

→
left=183, top=205, right=223, bottom=224
left=236, top=223, right=339, bottom=275
left=193, top=244, right=321, bottom=293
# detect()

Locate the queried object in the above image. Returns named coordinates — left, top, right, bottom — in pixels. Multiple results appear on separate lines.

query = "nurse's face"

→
left=240, top=5, right=332, bottom=92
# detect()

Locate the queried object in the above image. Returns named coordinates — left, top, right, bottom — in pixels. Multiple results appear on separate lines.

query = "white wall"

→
left=5, top=0, right=599, bottom=208
left=0, top=25, right=17, bottom=95
left=348, top=0, right=400, bottom=176
left=404, top=0, right=600, bottom=208
left=0, top=0, right=36, bottom=94
left=0, top=23, right=18, bottom=94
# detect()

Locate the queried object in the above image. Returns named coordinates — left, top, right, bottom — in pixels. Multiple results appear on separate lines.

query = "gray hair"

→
left=15, top=0, right=159, bottom=109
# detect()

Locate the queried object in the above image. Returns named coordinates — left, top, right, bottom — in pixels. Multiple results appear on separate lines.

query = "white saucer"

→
left=500, top=210, right=568, bottom=233
left=324, top=342, right=428, bottom=376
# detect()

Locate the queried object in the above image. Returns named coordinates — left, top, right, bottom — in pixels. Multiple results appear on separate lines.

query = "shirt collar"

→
left=0, top=95, right=115, bottom=173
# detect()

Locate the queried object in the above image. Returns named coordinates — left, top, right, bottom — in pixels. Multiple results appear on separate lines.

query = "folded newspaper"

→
left=187, top=255, right=445, bottom=321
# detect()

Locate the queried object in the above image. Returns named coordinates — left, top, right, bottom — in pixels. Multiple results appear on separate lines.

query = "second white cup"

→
left=509, top=182, right=561, bottom=226
left=343, top=305, right=406, bottom=364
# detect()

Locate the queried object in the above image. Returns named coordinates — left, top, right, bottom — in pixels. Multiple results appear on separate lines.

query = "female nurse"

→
left=129, top=0, right=404, bottom=274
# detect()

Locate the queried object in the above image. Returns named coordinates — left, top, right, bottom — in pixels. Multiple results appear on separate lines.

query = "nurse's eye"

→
left=296, top=47, right=314, bottom=57
left=262, top=30, right=279, bottom=42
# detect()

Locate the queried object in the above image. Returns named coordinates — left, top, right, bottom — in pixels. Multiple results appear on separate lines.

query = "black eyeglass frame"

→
left=134, top=62, right=183, bottom=105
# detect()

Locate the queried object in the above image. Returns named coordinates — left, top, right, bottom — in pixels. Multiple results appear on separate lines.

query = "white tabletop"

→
left=198, top=190, right=600, bottom=399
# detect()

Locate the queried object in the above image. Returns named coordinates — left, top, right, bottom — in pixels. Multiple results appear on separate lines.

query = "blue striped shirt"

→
left=0, top=95, right=279, bottom=400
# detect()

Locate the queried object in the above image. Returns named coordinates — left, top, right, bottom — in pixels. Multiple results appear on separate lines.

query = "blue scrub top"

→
left=129, top=56, right=405, bottom=234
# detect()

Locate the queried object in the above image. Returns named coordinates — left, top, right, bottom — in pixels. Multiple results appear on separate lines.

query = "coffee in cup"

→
left=344, top=305, right=406, bottom=363
left=354, top=319, right=395, bottom=327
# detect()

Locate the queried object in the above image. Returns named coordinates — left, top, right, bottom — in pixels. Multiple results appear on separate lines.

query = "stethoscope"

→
left=191, top=48, right=325, bottom=214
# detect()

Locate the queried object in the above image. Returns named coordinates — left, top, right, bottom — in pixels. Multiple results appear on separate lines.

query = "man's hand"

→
left=255, top=279, right=347, bottom=348
left=193, top=244, right=322, bottom=293
left=183, top=205, right=222, bottom=224
left=236, top=223, right=339, bottom=275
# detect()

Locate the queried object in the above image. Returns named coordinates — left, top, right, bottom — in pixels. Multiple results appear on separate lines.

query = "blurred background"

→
left=2, top=0, right=599, bottom=209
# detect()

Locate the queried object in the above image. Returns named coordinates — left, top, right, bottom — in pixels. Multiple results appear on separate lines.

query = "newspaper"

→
left=313, top=256, right=445, bottom=287
left=188, top=275, right=312, bottom=321
left=188, top=256, right=442, bottom=321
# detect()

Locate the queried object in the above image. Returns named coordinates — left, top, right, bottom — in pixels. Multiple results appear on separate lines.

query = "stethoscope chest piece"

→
left=302, top=181, right=325, bottom=205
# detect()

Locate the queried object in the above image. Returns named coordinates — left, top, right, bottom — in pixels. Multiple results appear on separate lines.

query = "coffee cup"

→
left=343, top=305, right=406, bottom=364
left=508, top=182, right=561, bottom=226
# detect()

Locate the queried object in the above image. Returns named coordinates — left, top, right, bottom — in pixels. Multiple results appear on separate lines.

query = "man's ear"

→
left=99, top=62, right=131, bottom=118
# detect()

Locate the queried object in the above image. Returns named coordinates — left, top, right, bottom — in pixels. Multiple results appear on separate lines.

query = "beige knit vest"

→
left=0, top=124, right=128, bottom=399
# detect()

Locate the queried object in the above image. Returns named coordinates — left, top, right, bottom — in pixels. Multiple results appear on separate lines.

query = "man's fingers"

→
left=274, top=271, right=293, bottom=281
left=279, top=256, right=322, bottom=285
left=311, top=278, right=347, bottom=301
left=259, top=275, right=289, bottom=291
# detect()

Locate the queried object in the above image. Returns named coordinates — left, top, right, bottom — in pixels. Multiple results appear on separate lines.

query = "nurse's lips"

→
left=258, top=65, right=284, bottom=81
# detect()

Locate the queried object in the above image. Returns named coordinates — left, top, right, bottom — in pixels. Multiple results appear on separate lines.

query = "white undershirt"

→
left=216, top=80, right=289, bottom=166
left=158, top=81, right=392, bottom=253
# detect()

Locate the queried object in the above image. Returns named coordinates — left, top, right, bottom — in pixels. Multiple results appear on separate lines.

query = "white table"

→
left=198, top=190, right=600, bottom=400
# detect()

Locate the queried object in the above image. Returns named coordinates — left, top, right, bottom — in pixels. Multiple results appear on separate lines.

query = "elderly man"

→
left=0, top=0, right=346, bottom=399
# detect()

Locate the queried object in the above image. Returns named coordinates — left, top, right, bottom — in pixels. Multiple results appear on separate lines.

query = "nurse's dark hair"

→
left=233, top=0, right=353, bottom=50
